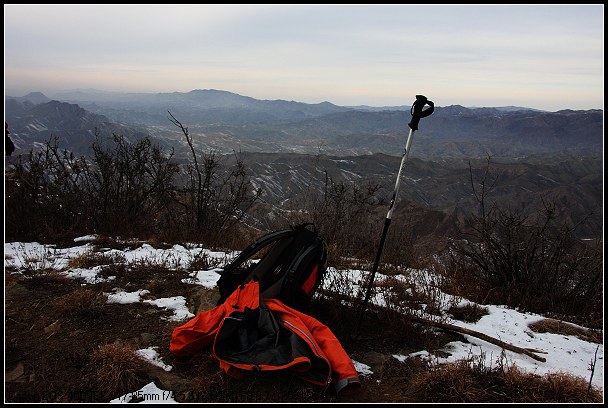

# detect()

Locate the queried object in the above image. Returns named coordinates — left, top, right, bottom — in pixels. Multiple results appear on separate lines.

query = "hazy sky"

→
left=4, top=4, right=604, bottom=111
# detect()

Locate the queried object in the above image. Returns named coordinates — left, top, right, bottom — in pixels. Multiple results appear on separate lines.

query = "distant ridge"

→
left=5, top=89, right=602, bottom=159
left=4, top=98, right=161, bottom=156
left=468, top=105, right=545, bottom=112
left=47, top=88, right=350, bottom=124
left=7, top=88, right=585, bottom=113
left=5, top=91, right=52, bottom=105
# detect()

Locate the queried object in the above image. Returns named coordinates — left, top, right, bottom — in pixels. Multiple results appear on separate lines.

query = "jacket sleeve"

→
left=170, top=282, right=261, bottom=356
left=287, top=307, right=361, bottom=395
left=170, top=304, right=228, bottom=356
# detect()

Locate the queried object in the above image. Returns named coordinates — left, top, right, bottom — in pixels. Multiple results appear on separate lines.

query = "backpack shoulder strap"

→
left=223, top=228, right=295, bottom=273
left=279, top=227, right=327, bottom=299
left=217, top=227, right=296, bottom=303
left=217, top=223, right=323, bottom=305
left=224, top=223, right=315, bottom=268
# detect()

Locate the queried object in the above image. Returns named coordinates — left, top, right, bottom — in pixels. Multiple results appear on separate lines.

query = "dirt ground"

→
left=5, top=258, right=467, bottom=403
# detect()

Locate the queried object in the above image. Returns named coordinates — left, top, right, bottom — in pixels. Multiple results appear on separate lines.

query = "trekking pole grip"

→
left=408, top=94, right=434, bottom=131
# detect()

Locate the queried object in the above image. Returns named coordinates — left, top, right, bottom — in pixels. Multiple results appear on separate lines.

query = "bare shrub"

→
left=313, top=172, right=381, bottom=259
left=186, top=249, right=229, bottom=271
left=88, top=133, right=179, bottom=238
left=440, top=157, right=603, bottom=326
left=4, top=136, right=91, bottom=241
left=4, top=133, right=180, bottom=242
left=375, top=275, right=428, bottom=316
left=168, top=113, right=262, bottom=247
left=279, top=168, right=381, bottom=266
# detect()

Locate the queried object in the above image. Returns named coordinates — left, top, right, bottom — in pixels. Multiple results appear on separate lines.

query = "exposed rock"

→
left=142, top=365, right=191, bottom=393
left=360, top=351, right=391, bottom=374
left=188, top=287, right=221, bottom=315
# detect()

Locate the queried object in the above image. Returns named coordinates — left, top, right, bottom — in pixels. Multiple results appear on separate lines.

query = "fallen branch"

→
left=317, top=288, right=547, bottom=362
left=410, top=316, right=546, bottom=362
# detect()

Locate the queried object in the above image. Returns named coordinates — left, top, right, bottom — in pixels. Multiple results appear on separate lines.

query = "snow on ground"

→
left=4, top=237, right=604, bottom=402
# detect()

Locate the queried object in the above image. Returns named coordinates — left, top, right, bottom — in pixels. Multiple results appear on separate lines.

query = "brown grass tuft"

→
left=52, top=288, right=107, bottom=315
left=24, top=268, right=71, bottom=284
left=407, top=358, right=603, bottom=403
left=448, top=303, right=489, bottom=323
left=143, top=237, right=173, bottom=250
left=375, top=276, right=426, bottom=311
left=89, top=343, right=147, bottom=397
left=91, top=235, right=140, bottom=251
left=186, top=371, right=231, bottom=402
left=529, top=318, right=603, bottom=344
left=188, top=251, right=217, bottom=271
left=67, top=251, right=126, bottom=269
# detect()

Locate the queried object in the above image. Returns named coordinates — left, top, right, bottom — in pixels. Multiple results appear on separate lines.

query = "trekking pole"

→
left=354, top=95, right=434, bottom=335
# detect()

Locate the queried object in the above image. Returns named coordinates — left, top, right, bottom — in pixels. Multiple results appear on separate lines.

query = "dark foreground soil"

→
left=5, top=256, right=603, bottom=403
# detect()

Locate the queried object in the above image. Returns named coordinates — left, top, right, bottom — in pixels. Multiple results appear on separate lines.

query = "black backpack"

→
left=216, top=223, right=328, bottom=311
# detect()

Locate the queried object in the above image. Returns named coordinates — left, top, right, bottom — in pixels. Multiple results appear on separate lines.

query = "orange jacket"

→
left=170, top=280, right=360, bottom=395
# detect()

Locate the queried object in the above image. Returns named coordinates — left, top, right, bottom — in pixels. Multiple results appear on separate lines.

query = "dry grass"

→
left=529, top=318, right=603, bottom=344
left=107, top=262, right=171, bottom=289
left=90, top=235, right=141, bottom=251
left=52, top=288, right=107, bottom=315
left=22, top=268, right=72, bottom=284
left=89, top=343, right=147, bottom=398
left=375, top=276, right=429, bottom=313
left=187, top=251, right=219, bottom=271
left=186, top=371, right=232, bottom=402
left=67, top=251, right=126, bottom=269
left=406, top=358, right=603, bottom=403
left=142, top=237, right=174, bottom=250
left=448, top=303, right=489, bottom=323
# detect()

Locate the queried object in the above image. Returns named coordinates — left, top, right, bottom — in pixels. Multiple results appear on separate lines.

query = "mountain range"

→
left=5, top=89, right=603, bottom=159
left=4, top=90, right=603, bottom=239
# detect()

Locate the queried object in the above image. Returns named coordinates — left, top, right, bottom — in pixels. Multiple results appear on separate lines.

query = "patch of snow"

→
left=65, top=266, right=115, bottom=284
left=74, top=234, right=99, bottom=243
left=136, top=347, right=172, bottom=372
left=143, top=296, right=194, bottom=321
left=182, top=268, right=222, bottom=288
left=106, top=289, right=150, bottom=304
left=352, top=360, right=373, bottom=376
